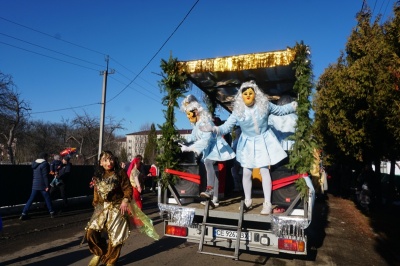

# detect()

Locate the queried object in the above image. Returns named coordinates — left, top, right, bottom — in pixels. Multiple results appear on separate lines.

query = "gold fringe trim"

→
left=178, top=48, right=296, bottom=74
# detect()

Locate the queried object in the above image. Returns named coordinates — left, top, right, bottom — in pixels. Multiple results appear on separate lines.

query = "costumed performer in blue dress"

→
left=179, top=95, right=235, bottom=207
left=201, top=80, right=297, bottom=215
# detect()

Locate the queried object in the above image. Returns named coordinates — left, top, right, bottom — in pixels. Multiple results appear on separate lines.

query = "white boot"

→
left=239, top=199, right=253, bottom=210
left=260, top=202, right=272, bottom=215
left=245, top=199, right=252, bottom=208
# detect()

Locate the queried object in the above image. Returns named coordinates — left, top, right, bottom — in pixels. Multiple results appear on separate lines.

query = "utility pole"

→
left=98, top=56, right=115, bottom=160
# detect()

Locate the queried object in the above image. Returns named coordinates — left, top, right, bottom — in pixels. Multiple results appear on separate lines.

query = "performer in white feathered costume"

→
left=179, top=95, right=235, bottom=207
left=202, top=81, right=297, bottom=215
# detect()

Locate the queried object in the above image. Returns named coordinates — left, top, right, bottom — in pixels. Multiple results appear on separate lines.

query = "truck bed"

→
left=184, top=195, right=272, bottom=222
left=173, top=192, right=306, bottom=223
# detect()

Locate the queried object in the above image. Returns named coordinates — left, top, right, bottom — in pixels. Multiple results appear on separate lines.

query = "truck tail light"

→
left=278, top=238, right=305, bottom=252
left=165, top=225, right=188, bottom=237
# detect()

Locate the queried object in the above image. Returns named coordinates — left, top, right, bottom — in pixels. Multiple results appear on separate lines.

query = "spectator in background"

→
left=147, top=163, right=159, bottom=193
left=50, top=154, right=62, bottom=178
left=49, top=154, right=62, bottom=187
left=135, top=154, right=146, bottom=173
left=49, top=155, right=72, bottom=209
left=127, top=155, right=144, bottom=209
left=20, top=152, right=55, bottom=220
left=120, top=161, right=130, bottom=173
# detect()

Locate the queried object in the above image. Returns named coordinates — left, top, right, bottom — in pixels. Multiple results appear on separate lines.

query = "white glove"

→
left=291, top=101, right=298, bottom=111
left=179, top=143, right=191, bottom=152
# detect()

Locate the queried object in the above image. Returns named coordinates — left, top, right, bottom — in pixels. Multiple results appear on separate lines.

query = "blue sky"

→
left=0, top=0, right=397, bottom=136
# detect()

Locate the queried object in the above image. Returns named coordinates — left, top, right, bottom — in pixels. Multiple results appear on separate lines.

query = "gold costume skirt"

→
left=86, top=202, right=130, bottom=247
left=86, top=201, right=159, bottom=247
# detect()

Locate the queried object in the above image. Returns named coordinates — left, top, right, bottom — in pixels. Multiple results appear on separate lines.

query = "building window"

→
left=380, top=161, right=387, bottom=174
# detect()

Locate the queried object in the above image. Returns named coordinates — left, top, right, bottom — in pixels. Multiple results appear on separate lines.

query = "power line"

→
left=0, top=15, right=166, bottom=105
left=111, top=73, right=161, bottom=102
left=30, top=102, right=100, bottom=115
left=0, top=41, right=100, bottom=72
left=382, top=0, right=394, bottom=18
left=1, top=0, right=201, bottom=116
left=0, top=32, right=104, bottom=68
left=377, top=0, right=386, bottom=15
left=110, top=57, right=159, bottom=90
left=106, top=0, right=201, bottom=103
left=0, top=16, right=106, bottom=56
left=109, top=76, right=161, bottom=102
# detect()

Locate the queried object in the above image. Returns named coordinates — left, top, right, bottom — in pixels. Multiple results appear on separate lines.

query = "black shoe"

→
left=19, top=214, right=28, bottom=221
left=50, top=212, right=55, bottom=218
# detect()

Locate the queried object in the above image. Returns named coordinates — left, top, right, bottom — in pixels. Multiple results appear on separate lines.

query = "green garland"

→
left=156, top=54, right=189, bottom=189
left=290, top=42, right=316, bottom=200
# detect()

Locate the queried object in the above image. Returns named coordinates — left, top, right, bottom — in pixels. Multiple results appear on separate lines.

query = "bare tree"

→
left=0, top=72, right=31, bottom=164
left=139, top=123, right=151, bottom=131
left=70, top=111, right=124, bottom=164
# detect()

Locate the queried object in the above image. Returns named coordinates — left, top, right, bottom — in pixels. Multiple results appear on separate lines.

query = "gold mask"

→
left=186, top=110, right=198, bottom=123
left=242, top=88, right=255, bottom=107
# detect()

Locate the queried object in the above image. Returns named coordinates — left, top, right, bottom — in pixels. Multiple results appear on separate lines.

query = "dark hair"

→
left=94, top=150, right=122, bottom=178
left=38, top=152, right=48, bottom=159
left=241, top=86, right=255, bottom=93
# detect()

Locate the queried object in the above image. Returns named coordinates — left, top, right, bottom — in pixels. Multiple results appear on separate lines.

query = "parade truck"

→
left=158, top=46, right=316, bottom=260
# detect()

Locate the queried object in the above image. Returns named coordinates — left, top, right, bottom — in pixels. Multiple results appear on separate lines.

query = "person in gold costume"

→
left=85, top=151, right=133, bottom=266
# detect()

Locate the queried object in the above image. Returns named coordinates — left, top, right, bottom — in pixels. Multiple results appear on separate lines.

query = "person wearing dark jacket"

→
left=49, top=155, right=72, bottom=208
left=20, top=152, right=55, bottom=220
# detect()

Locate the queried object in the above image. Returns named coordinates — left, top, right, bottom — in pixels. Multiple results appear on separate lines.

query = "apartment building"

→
left=125, top=129, right=192, bottom=161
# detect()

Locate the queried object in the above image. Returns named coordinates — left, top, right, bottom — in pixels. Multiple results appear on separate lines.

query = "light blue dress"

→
left=185, top=120, right=235, bottom=162
left=268, top=113, right=297, bottom=150
left=217, top=102, right=295, bottom=168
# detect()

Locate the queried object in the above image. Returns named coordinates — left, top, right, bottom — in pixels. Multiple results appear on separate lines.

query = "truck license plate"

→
left=213, top=229, right=251, bottom=241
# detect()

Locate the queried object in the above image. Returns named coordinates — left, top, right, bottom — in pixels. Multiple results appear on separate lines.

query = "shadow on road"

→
left=0, top=239, right=86, bottom=266
left=119, top=237, right=187, bottom=264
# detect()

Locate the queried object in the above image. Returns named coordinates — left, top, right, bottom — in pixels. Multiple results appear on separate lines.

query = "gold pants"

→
left=86, top=229, right=122, bottom=265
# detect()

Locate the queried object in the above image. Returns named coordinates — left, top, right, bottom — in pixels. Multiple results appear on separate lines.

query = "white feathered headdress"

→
left=180, top=95, right=203, bottom=113
left=180, top=94, right=212, bottom=125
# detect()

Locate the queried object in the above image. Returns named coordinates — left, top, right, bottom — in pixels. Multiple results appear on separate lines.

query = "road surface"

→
left=0, top=192, right=398, bottom=265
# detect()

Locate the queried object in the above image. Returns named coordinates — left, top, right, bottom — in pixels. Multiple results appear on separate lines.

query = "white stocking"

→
left=242, top=167, right=253, bottom=200
left=260, top=167, right=272, bottom=203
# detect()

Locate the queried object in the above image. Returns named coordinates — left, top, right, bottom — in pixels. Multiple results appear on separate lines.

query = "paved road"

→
left=0, top=192, right=397, bottom=266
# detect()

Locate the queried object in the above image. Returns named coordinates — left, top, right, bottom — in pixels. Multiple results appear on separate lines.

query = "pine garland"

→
left=289, top=42, right=316, bottom=199
left=156, top=54, right=189, bottom=189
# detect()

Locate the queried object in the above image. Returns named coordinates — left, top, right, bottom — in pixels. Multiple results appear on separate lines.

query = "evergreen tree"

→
left=144, top=123, right=158, bottom=164
left=381, top=3, right=400, bottom=198
left=119, top=146, right=128, bottom=163
left=313, top=4, right=400, bottom=202
left=156, top=54, right=189, bottom=188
